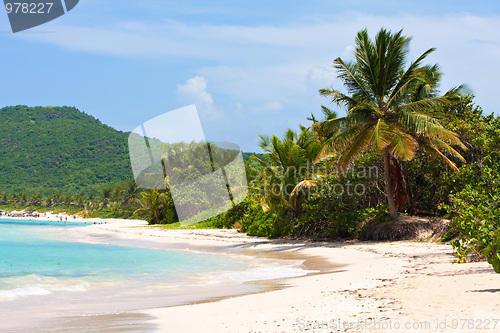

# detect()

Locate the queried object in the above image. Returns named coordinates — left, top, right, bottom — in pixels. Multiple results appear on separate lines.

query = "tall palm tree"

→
left=316, top=28, right=467, bottom=219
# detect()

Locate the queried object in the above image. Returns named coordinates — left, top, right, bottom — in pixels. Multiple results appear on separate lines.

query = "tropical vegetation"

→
left=0, top=106, right=132, bottom=194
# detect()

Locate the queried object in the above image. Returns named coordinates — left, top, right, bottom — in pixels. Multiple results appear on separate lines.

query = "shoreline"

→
left=72, top=221, right=500, bottom=332
left=3, top=216, right=500, bottom=332
left=0, top=211, right=146, bottom=225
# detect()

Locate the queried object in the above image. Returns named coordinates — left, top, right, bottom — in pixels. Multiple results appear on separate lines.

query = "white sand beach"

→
left=2, top=214, right=499, bottom=332
left=68, top=220, right=500, bottom=333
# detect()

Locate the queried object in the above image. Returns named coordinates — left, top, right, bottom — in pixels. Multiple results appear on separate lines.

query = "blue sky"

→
left=1, top=1, right=499, bottom=151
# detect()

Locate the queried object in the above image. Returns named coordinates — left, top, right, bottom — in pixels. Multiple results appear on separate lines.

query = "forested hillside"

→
left=0, top=106, right=132, bottom=194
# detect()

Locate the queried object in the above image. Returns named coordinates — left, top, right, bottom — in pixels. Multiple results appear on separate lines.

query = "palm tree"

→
left=30, top=192, right=43, bottom=207
left=308, top=106, right=339, bottom=141
left=316, top=28, right=467, bottom=219
left=100, top=187, right=112, bottom=209
left=119, top=179, right=141, bottom=210
left=135, top=190, right=175, bottom=224
left=253, top=126, right=323, bottom=216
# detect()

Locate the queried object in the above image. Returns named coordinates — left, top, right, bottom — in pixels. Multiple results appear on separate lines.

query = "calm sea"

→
left=0, top=219, right=308, bottom=331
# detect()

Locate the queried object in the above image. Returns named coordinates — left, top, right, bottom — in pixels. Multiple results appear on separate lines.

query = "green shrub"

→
left=442, top=159, right=500, bottom=273
left=241, top=210, right=285, bottom=238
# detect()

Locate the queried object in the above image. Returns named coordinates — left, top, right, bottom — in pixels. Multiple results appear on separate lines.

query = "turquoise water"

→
left=0, top=219, right=246, bottom=301
left=0, top=219, right=309, bottom=331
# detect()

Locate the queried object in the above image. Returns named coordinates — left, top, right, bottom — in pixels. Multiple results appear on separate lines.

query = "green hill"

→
left=0, top=106, right=132, bottom=194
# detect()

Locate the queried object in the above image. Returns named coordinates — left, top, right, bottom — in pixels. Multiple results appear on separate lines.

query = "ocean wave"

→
left=0, top=274, right=89, bottom=301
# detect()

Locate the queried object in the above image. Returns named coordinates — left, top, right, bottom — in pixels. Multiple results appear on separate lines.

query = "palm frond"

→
left=338, top=123, right=375, bottom=174
left=328, top=120, right=366, bottom=153
left=412, top=64, right=442, bottom=99
left=422, top=144, right=459, bottom=171
left=397, top=111, right=443, bottom=134
left=260, top=196, right=271, bottom=213
left=387, top=47, right=436, bottom=106
left=428, top=137, right=466, bottom=162
left=354, top=29, right=378, bottom=97
left=311, top=117, right=342, bottom=138
left=398, top=111, right=467, bottom=149
left=397, top=95, right=453, bottom=114
left=370, top=118, right=392, bottom=150
left=347, top=101, right=381, bottom=118
left=314, top=142, right=335, bottom=163
left=387, top=128, right=418, bottom=161
left=321, top=105, right=337, bottom=119
left=333, top=57, right=372, bottom=100
left=289, top=179, right=318, bottom=212
left=258, top=134, right=271, bottom=152
left=249, top=154, right=266, bottom=167
left=443, top=84, right=472, bottom=102
left=319, top=87, right=359, bottom=109
left=380, top=29, right=409, bottom=94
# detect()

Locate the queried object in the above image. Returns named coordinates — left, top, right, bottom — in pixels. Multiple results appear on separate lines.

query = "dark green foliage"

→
left=237, top=149, right=388, bottom=239
left=205, top=195, right=257, bottom=229
left=295, top=193, right=389, bottom=240
left=242, top=210, right=283, bottom=238
left=135, top=189, right=177, bottom=225
left=403, top=96, right=496, bottom=213
left=442, top=157, right=500, bottom=273
left=0, top=105, right=132, bottom=194
left=238, top=195, right=293, bottom=238
left=437, top=99, right=500, bottom=272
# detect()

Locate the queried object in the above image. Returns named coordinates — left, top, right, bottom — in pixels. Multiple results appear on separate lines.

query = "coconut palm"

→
left=316, top=28, right=467, bottom=219
left=253, top=126, right=323, bottom=216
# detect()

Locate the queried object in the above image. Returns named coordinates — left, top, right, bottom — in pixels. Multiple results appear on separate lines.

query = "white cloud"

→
left=177, top=76, right=213, bottom=107
left=12, top=12, right=356, bottom=62
left=176, top=76, right=222, bottom=121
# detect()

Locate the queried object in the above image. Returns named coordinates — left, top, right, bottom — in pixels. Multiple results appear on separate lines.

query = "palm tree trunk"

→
left=383, top=148, right=399, bottom=219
